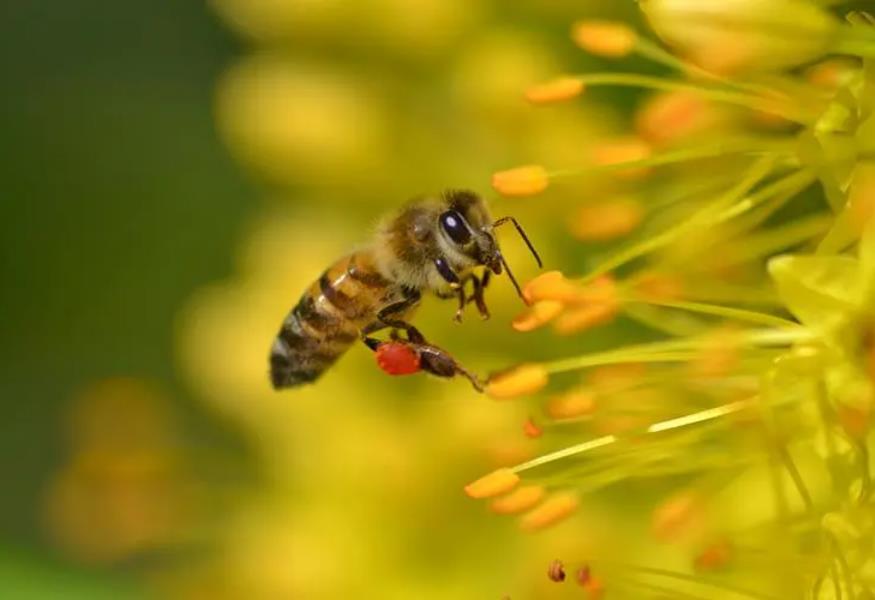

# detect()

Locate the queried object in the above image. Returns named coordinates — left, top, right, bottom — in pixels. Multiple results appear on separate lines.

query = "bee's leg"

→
left=453, top=278, right=471, bottom=323
left=360, top=293, right=425, bottom=346
left=379, top=319, right=426, bottom=344
left=417, top=345, right=485, bottom=392
left=361, top=324, right=420, bottom=350
left=434, top=257, right=460, bottom=286
left=362, top=336, right=381, bottom=351
left=453, top=273, right=490, bottom=322
left=469, top=274, right=490, bottom=320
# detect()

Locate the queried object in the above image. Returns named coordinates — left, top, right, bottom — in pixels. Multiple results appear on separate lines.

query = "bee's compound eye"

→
left=439, top=210, right=471, bottom=245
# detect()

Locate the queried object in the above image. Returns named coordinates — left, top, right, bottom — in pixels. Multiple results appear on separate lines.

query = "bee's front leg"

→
left=453, top=284, right=468, bottom=323
left=469, top=272, right=490, bottom=320
left=452, top=273, right=490, bottom=322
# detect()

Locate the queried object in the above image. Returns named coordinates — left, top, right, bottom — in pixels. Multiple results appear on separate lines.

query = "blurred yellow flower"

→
left=43, top=378, right=193, bottom=564
left=216, top=56, right=388, bottom=186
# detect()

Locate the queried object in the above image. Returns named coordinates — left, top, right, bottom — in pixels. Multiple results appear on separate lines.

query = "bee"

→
left=269, top=189, right=541, bottom=391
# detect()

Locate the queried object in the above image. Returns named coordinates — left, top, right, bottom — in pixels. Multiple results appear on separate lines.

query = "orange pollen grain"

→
left=522, top=418, right=543, bottom=438
left=486, top=364, right=549, bottom=400
left=632, top=270, right=685, bottom=301
left=464, top=468, right=520, bottom=499
left=837, top=405, right=872, bottom=440
left=492, top=165, right=549, bottom=197
left=651, top=492, right=704, bottom=541
left=490, top=485, right=546, bottom=515
left=547, top=391, right=596, bottom=420
left=694, top=539, right=733, bottom=571
left=571, top=198, right=644, bottom=241
left=591, top=137, right=652, bottom=179
left=553, top=300, right=618, bottom=336
left=636, top=91, right=713, bottom=145
left=689, top=329, right=740, bottom=379
left=525, top=77, right=584, bottom=105
left=575, top=275, right=618, bottom=303
left=583, top=575, right=605, bottom=600
left=512, top=300, right=565, bottom=332
left=520, top=492, right=579, bottom=531
left=589, top=363, right=646, bottom=392
left=806, top=59, right=857, bottom=89
left=572, top=20, right=637, bottom=57
left=522, top=270, right=580, bottom=304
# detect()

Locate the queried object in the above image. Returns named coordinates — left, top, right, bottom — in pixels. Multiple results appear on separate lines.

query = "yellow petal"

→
left=641, top=0, right=838, bottom=75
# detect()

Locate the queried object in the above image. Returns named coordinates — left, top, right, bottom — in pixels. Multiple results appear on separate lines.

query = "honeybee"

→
left=269, top=189, right=540, bottom=391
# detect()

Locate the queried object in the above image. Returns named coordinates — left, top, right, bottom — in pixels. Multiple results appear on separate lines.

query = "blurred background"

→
left=0, top=1, right=654, bottom=598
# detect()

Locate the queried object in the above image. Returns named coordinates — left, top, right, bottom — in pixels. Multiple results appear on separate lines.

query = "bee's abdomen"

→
left=270, top=253, right=390, bottom=389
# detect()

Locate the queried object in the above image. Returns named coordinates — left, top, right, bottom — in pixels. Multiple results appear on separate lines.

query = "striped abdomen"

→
left=270, top=252, right=392, bottom=388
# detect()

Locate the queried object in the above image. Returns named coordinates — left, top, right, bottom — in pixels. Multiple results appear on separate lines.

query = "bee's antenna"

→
left=498, top=251, right=529, bottom=304
left=492, top=216, right=542, bottom=268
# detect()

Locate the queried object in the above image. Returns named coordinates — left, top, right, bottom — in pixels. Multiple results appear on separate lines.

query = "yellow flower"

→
left=640, top=0, right=839, bottom=74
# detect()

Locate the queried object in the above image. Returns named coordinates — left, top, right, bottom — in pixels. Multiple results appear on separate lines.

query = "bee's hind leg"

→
left=417, top=344, right=485, bottom=392
left=360, top=293, right=426, bottom=343
left=362, top=336, right=381, bottom=351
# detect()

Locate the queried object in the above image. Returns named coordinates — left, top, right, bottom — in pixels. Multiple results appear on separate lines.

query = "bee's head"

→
left=435, top=190, right=541, bottom=301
